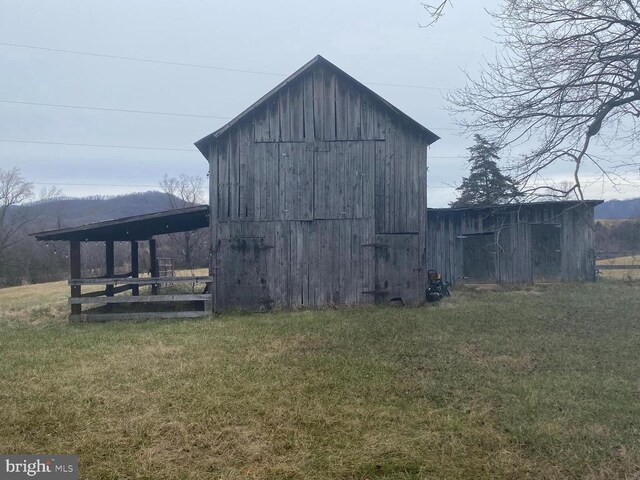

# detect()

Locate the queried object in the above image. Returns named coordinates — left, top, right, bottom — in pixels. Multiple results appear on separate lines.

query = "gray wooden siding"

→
left=251, top=66, right=384, bottom=144
left=215, top=219, right=376, bottom=310
left=208, top=64, right=429, bottom=310
left=561, top=207, right=596, bottom=281
left=427, top=204, right=597, bottom=285
left=374, top=234, right=421, bottom=303
left=375, top=125, right=426, bottom=234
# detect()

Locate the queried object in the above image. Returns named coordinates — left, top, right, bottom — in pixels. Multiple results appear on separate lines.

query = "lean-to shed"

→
left=427, top=200, right=603, bottom=284
left=196, top=55, right=439, bottom=311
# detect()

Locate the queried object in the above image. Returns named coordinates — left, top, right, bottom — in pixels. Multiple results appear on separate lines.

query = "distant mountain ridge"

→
left=14, top=192, right=639, bottom=232
left=20, top=191, right=192, bottom=234
left=595, top=198, right=640, bottom=219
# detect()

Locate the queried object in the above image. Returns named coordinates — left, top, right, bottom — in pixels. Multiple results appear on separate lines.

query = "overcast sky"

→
left=1, top=0, right=638, bottom=207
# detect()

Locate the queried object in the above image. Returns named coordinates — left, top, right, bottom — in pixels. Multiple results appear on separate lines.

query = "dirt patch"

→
left=491, top=354, right=536, bottom=371
left=246, top=334, right=324, bottom=361
left=460, top=343, right=535, bottom=371
left=460, top=343, right=486, bottom=365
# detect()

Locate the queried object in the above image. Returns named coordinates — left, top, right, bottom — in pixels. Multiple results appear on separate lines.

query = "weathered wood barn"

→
left=195, top=55, right=440, bottom=311
left=427, top=200, right=603, bottom=284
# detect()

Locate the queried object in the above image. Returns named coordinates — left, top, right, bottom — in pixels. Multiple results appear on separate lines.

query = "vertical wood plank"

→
left=347, top=89, right=362, bottom=140
left=289, top=80, right=305, bottom=141
left=229, top=128, right=240, bottom=220
left=313, top=67, right=325, bottom=140
left=280, top=142, right=313, bottom=220
left=303, top=75, right=315, bottom=141
left=209, top=143, right=219, bottom=312
left=218, top=137, right=230, bottom=221
left=417, top=139, right=428, bottom=291
left=288, top=221, right=300, bottom=306
left=384, top=124, right=393, bottom=232
left=239, top=123, right=253, bottom=219
left=361, top=97, right=374, bottom=140
left=335, top=77, right=348, bottom=140
left=267, top=99, right=280, bottom=141
left=279, top=87, right=292, bottom=141
left=254, top=142, right=265, bottom=220
left=323, top=70, right=337, bottom=140
left=361, top=141, right=375, bottom=220
left=374, top=140, right=386, bottom=232
left=270, top=143, right=280, bottom=220
left=253, top=105, right=269, bottom=142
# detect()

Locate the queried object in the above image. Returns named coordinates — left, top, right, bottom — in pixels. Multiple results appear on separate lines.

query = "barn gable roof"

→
left=195, top=55, right=440, bottom=157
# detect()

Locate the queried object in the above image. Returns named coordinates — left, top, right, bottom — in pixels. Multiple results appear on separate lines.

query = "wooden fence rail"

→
left=596, top=265, right=640, bottom=270
left=68, top=276, right=214, bottom=322
left=68, top=276, right=212, bottom=286
left=70, top=294, right=211, bottom=305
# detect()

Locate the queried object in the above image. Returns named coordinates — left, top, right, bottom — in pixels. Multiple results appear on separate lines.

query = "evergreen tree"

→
left=451, top=135, right=521, bottom=208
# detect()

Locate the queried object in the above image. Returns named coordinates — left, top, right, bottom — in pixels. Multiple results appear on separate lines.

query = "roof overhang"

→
left=427, top=200, right=604, bottom=214
left=31, top=205, right=209, bottom=242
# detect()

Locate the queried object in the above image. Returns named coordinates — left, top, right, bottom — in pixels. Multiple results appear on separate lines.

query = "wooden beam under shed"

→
left=70, top=240, right=81, bottom=316
left=149, top=238, right=159, bottom=295
left=105, top=240, right=115, bottom=297
left=130, top=241, right=139, bottom=296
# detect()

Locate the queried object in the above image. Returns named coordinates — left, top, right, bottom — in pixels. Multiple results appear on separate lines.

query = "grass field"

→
left=1, top=281, right=640, bottom=479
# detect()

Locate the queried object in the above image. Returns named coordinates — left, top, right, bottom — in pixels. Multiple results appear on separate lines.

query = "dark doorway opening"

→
left=462, top=232, right=496, bottom=283
left=531, top=224, right=561, bottom=281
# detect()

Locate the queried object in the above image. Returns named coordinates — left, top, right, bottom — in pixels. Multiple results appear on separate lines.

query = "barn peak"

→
left=194, top=55, right=439, bottom=157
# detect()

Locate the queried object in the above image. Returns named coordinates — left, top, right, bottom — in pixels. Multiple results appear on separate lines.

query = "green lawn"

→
left=1, top=281, right=639, bottom=479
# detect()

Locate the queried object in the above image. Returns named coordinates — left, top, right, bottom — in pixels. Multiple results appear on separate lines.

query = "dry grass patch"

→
left=1, top=280, right=640, bottom=478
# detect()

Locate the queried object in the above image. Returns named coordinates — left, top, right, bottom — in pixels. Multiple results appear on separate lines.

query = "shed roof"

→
left=427, top=200, right=603, bottom=214
left=31, top=205, right=209, bottom=242
left=195, top=55, right=440, bottom=157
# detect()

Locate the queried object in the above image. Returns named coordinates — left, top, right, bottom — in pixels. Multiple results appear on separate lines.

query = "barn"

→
left=31, top=56, right=604, bottom=321
left=195, top=55, right=440, bottom=311
left=427, top=200, right=603, bottom=285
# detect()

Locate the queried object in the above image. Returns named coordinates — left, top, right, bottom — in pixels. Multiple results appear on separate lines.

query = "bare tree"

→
left=38, top=185, right=64, bottom=202
left=160, top=174, right=203, bottom=209
left=0, top=168, right=34, bottom=278
left=159, top=174, right=207, bottom=269
left=442, top=0, right=640, bottom=200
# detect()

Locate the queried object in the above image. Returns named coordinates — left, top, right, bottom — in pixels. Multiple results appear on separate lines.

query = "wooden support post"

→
left=105, top=241, right=115, bottom=297
left=70, top=241, right=82, bottom=317
left=130, top=241, right=139, bottom=296
left=208, top=143, right=218, bottom=313
left=149, top=238, right=159, bottom=295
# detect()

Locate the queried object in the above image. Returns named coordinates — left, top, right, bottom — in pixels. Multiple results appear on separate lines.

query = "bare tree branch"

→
left=446, top=0, right=640, bottom=198
left=159, top=174, right=206, bottom=270
left=420, top=1, right=452, bottom=27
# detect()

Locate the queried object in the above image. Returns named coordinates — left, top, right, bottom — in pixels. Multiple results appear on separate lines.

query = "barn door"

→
left=462, top=233, right=497, bottom=283
left=531, top=224, right=561, bottom=281
left=218, top=235, right=273, bottom=310
left=373, top=234, right=420, bottom=305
